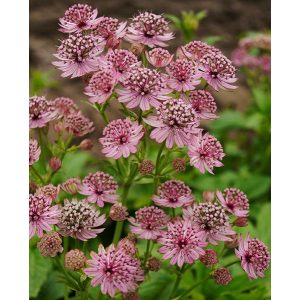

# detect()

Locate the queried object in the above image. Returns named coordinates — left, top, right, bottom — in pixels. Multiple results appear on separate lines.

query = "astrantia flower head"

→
left=99, top=118, right=144, bottom=159
left=189, top=90, right=218, bottom=120
left=93, top=16, right=127, bottom=48
left=181, top=40, right=221, bottom=61
left=183, top=202, right=235, bottom=245
left=129, top=206, right=169, bottom=240
left=37, top=231, right=63, bottom=257
left=235, top=234, right=270, bottom=279
left=59, top=3, right=99, bottom=33
left=65, top=249, right=87, bottom=271
left=103, top=49, right=139, bottom=82
left=29, top=139, right=41, bottom=165
left=126, top=12, right=174, bottom=47
left=199, top=249, right=218, bottom=267
left=147, top=257, right=161, bottom=272
left=29, top=194, right=60, bottom=239
left=213, top=268, right=232, bottom=285
left=145, top=98, right=200, bottom=148
left=54, top=97, right=79, bottom=117
left=53, top=32, right=103, bottom=78
left=166, top=58, right=201, bottom=92
left=36, top=184, right=60, bottom=201
left=116, top=67, right=170, bottom=111
left=198, top=52, right=237, bottom=91
left=172, top=157, right=186, bottom=173
left=84, top=244, right=144, bottom=297
left=217, top=188, right=249, bottom=217
left=61, top=177, right=81, bottom=195
left=84, top=65, right=116, bottom=104
left=80, top=172, right=118, bottom=207
left=58, top=199, right=106, bottom=241
left=64, top=112, right=94, bottom=137
left=153, top=180, right=194, bottom=208
left=29, top=96, right=57, bottom=128
left=110, top=203, right=128, bottom=221
left=117, top=237, right=137, bottom=256
left=188, top=131, right=225, bottom=174
left=138, top=160, right=155, bottom=175
left=146, top=48, right=173, bottom=68
left=158, top=218, right=207, bottom=267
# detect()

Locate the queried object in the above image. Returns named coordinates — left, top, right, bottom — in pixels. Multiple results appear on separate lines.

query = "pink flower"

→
left=129, top=206, right=169, bottom=240
left=36, top=184, right=60, bottom=201
left=63, top=112, right=94, bottom=137
left=29, top=139, right=41, bottom=165
left=198, top=52, right=237, bottom=91
left=93, top=17, right=127, bottom=48
left=80, top=172, right=119, bottom=207
left=61, top=177, right=81, bottom=195
left=166, top=58, right=201, bottom=92
left=99, top=118, right=144, bottom=159
left=188, top=131, right=225, bottom=174
left=126, top=12, right=174, bottom=47
left=29, top=194, right=60, bottom=239
left=84, top=244, right=144, bottom=297
left=144, top=98, right=200, bottom=148
left=216, top=188, right=249, bottom=217
left=231, top=48, right=259, bottom=69
left=183, top=202, right=235, bottom=245
left=189, top=90, right=218, bottom=120
left=146, top=48, right=173, bottom=68
left=54, top=97, right=79, bottom=117
left=29, top=96, right=57, bottom=128
left=84, top=65, right=116, bottom=104
left=158, top=218, right=207, bottom=267
left=58, top=4, right=100, bottom=33
left=259, top=55, right=271, bottom=75
left=103, top=49, right=139, bottom=82
left=235, top=234, right=270, bottom=279
left=153, top=180, right=194, bottom=208
left=181, top=40, right=221, bottom=60
left=58, top=199, right=106, bottom=241
left=53, top=32, right=103, bottom=78
left=116, top=67, right=170, bottom=111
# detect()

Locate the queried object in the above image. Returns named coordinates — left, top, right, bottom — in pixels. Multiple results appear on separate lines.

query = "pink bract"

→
left=29, top=139, right=41, bottom=166
left=146, top=48, right=173, bottom=68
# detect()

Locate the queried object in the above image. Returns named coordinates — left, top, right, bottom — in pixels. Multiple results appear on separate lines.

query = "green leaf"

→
left=203, top=35, right=223, bottom=45
left=29, top=248, right=52, bottom=298
left=165, top=14, right=182, bottom=29
left=256, top=203, right=271, bottom=248
left=210, top=111, right=246, bottom=131
left=195, top=10, right=207, bottom=21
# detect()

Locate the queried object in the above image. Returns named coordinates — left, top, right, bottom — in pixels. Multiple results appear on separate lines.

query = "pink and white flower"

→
left=116, top=67, right=170, bottom=111
left=129, top=206, right=169, bottom=240
left=153, top=180, right=194, bottom=208
left=63, top=112, right=94, bottom=137
left=53, top=97, right=79, bottom=117
left=166, top=58, right=201, bottom=92
left=158, top=218, right=207, bottom=267
left=29, top=96, right=57, bottom=128
left=198, top=52, right=237, bottom=91
left=99, top=118, right=144, bottom=159
left=29, top=194, right=60, bottom=239
left=146, top=48, right=173, bottom=68
left=36, top=184, right=60, bottom=201
left=58, top=4, right=100, bottom=33
left=188, top=131, right=225, bottom=174
left=80, top=172, right=119, bottom=207
left=84, top=244, right=144, bottom=297
left=29, top=139, right=41, bottom=165
left=58, top=199, right=106, bottom=241
left=144, top=98, right=200, bottom=148
left=235, top=234, right=270, bottom=279
left=216, top=188, right=249, bottom=217
left=53, top=32, right=103, bottom=78
left=183, top=202, right=235, bottom=245
left=126, top=12, right=174, bottom=47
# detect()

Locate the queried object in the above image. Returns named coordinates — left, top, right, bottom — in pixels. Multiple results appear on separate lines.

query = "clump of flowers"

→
left=29, top=5, right=270, bottom=300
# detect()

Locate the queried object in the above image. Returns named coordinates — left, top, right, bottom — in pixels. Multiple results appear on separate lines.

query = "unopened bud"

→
left=127, top=233, right=138, bottom=243
left=61, top=177, right=81, bottom=195
left=203, top=191, right=215, bottom=202
left=53, top=121, right=65, bottom=133
left=37, top=231, right=63, bottom=257
left=123, top=291, right=140, bottom=300
left=49, top=157, right=61, bottom=172
left=138, top=160, right=155, bottom=175
left=213, top=268, right=232, bottom=285
left=64, top=249, right=86, bottom=271
left=233, top=217, right=248, bottom=227
left=118, top=237, right=137, bottom=256
left=172, top=158, right=186, bottom=172
left=79, top=139, right=93, bottom=150
left=147, top=257, right=161, bottom=272
left=110, top=203, right=128, bottom=221
left=199, top=249, right=218, bottom=267
left=29, top=181, right=38, bottom=193
left=225, top=234, right=239, bottom=249
left=130, top=43, right=144, bottom=56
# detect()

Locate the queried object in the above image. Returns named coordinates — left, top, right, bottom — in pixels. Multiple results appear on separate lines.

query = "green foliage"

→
left=30, top=69, right=58, bottom=95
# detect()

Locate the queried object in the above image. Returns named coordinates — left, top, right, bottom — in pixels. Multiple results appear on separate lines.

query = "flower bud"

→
left=233, top=217, right=248, bottom=227
left=182, top=11, right=200, bottom=32
left=225, top=234, right=239, bottom=248
left=199, top=249, right=218, bottom=267
left=53, top=121, right=65, bottom=133
left=130, top=43, right=144, bottom=56
left=49, top=157, right=61, bottom=172
left=37, top=232, right=63, bottom=257
left=110, top=203, right=128, bottom=221
left=147, top=257, right=161, bottom=272
left=29, top=181, right=38, bottom=194
left=64, top=249, right=86, bottom=271
left=203, top=191, right=215, bottom=202
left=61, top=177, right=81, bottom=195
left=118, top=237, right=137, bottom=256
left=79, top=139, right=93, bottom=150
left=213, top=268, right=232, bottom=285
left=123, top=291, right=140, bottom=300
left=138, top=160, right=155, bottom=175
left=172, top=158, right=186, bottom=172
left=127, top=233, right=138, bottom=243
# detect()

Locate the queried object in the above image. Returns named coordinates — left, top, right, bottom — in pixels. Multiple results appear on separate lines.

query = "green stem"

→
left=168, top=272, right=182, bottom=300
left=30, top=165, right=45, bottom=185
left=143, top=240, right=151, bottom=268
left=154, top=143, right=165, bottom=192
left=172, top=208, right=176, bottom=217
left=175, top=278, right=209, bottom=300
left=223, top=260, right=240, bottom=268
